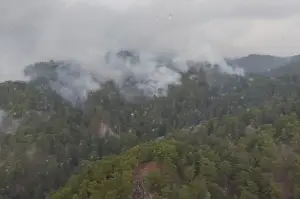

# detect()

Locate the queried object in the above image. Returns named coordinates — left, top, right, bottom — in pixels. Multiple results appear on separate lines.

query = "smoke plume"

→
left=2, top=0, right=245, bottom=103
left=24, top=60, right=101, bottom=105
left=0, top=110, right=7, bottom=126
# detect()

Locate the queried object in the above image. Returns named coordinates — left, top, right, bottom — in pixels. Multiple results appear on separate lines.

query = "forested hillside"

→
left=51, top=61, right=300, bottom=199
left=0, top=56, right=300, bottom=199
left=227, top=54, right=300, bottom=74
left=226, top=54, right=289, bottom=73
left=266, top=59, right=300, bottom=77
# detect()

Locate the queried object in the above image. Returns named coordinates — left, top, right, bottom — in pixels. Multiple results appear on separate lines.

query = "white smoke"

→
left=49, top=62, right=100, bottom=105
left=24, top=52, right=187, bottom=103
left=2, top=0, right=245, bottom=103
left=0, top=110, right=7, bottom=126
left=24, top=61, right=101, bottom=105
left=23, top=48, right=245, bottom=104
left=0, top=110, right=20, bottom=134
left=96, top=51, right=185, bottom=96
left=195, top=44, right=245, bottom=76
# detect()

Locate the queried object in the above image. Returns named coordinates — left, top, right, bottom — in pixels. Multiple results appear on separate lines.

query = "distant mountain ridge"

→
left=265, top=58, right=300, bottom=77
left=227, top=54, right=300, bottom=74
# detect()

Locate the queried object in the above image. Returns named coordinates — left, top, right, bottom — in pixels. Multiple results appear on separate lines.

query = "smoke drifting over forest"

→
left=0, top=110, right=7, bottom=126
left=1, top=0, right=248, bottom=104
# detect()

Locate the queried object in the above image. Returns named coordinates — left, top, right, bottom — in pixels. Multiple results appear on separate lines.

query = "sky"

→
left=1, top=0, right=300, bottom=80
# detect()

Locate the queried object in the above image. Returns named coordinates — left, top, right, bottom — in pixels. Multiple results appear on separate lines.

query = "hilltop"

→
left=227, top=54, right=300, bottom=74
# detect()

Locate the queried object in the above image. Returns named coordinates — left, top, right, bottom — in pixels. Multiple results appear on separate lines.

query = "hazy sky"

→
left=1, top=0, right=300, bottom=80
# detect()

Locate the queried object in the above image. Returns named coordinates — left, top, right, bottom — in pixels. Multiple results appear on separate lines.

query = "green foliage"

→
left=1, top=60, right=300, bottom=199
left=51, top=101, right=300, bottom=199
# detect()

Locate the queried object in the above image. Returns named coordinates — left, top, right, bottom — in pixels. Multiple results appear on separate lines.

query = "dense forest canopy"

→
left=0, top=52, right=299, bottom=199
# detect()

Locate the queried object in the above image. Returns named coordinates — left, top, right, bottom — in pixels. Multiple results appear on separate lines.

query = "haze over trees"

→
left=0, top=51, right=300, bottom=199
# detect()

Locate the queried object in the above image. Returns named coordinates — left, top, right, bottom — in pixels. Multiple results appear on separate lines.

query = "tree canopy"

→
left=0, top=59, right=300, bottom=199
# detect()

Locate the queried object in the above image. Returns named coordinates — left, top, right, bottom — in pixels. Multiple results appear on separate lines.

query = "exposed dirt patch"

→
left=132, top=161, right=161, bottom=199
left=135, top=162, right=161, bottom=180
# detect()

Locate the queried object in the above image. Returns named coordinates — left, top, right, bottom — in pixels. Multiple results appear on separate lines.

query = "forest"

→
left=0, top=54, right=300, bottom=199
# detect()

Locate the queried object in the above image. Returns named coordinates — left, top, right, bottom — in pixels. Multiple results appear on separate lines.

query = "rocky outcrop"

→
left=97, top=122, right=119, bottom=138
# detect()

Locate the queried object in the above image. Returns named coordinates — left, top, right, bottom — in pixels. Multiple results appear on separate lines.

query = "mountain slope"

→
left=51, top=102, right=300, bottom=199
left=2, top=57, right=300, bottom=199
left=266, top=59, right=300, bottom=77
left=227, top=54, right=289, bottom=73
